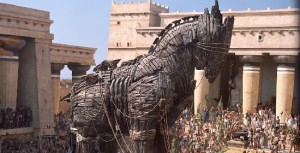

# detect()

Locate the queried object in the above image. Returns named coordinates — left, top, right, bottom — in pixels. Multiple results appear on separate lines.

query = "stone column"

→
left=240, top=56, right=263, bottom=115
left=17, top=38, right=55, bottom=136
left=194, top=69, right=209, bottom=115
left=0, top=56, right=19, bottom=110
left=209, top=73, right=221, bottom=99
left=293, top=56, right=300, bottom=115
left=51, top=63, right=64, bottom=114
left=273, top=56, right=297, bottom=123
left=68, top=65, right=90, bottom=84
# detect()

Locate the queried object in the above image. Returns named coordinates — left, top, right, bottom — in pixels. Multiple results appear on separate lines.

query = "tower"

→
left=108, top=0, right=169, bottom=63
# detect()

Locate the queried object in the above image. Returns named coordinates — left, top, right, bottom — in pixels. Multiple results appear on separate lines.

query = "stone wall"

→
left=108, top=8, right=299, bottom=64
left=50, top=43, right=96, bottom=65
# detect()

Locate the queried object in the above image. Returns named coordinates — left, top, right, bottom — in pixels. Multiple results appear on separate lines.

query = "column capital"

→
left=68, top=64, right=90, bottom=73
left=51, top=63, right=64, bottom=75
left=240, top=55, right=264, bottom=65
left=68, top=64, right=90, bottom=79
left=273, top=55, right=297, bottom=66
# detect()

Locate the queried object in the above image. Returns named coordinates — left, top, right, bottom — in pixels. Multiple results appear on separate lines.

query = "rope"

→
left=71, top=22, right=232, bottom=150
left=94, top=80, right=117, bottom=143
left=197, top=43, right=230, bottom=51
left=96, top=75, right=126, bottom=152
left=92, top=117, right=115, bottom=143
left=114, top=113, right=133, bottom=153
left=198, top=42, right=230, bottom=46
left=164, top=108, right=171, bottom=153
left=109, top=42, right=224, bottom=120
left=193, top=44, right=229, bottom=54
left=110, top=98, right=162, bottom=119
left=81, top=82, right=116, bottom=144
left=100, top=96, right=125, bottom=153
left=97, top=74, right=134, bottom=152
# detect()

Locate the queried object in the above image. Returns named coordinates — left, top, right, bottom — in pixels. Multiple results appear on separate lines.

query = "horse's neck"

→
left=149, top=18, right=198, bottom=58
left=147, top=19, right=200, bottom=97
left=148, top=19, right=199, bottom=75
left=163, top=49, right=195, bottom=98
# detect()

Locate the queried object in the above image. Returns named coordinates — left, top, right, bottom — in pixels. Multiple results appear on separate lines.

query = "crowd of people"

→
left=1, top=111, right=71, bottom=153
left=0, top=106, right=32, bottom=129
left=2, top=103, right=300, bottom=153
left=172, top=103, right=228, bottom=152
left=1, top=135, right=70, bottom=153
left=172, top=103, right=300, bottom=153
left=54, top=111, right=71, bottom=132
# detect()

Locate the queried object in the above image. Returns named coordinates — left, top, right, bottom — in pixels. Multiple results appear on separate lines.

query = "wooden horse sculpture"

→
left=67, top=1, right=234, bottom=152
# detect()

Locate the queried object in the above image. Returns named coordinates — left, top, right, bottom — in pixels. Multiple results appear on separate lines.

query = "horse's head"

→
left=193, top=0, right=234, bottom=83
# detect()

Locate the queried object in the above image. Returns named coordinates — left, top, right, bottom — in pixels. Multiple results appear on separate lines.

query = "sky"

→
left=0, top=0, right=298, bottom=79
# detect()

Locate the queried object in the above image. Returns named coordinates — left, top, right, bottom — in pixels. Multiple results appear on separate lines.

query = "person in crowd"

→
left=172, top=104, right=300, bottom=152
left=0, top=106, right=32, bottom=129
left=203, top=107, right=209, bottom=123
left=2, top=102, right=300, bottom=152
left=275, top=116, right=280, bottom=131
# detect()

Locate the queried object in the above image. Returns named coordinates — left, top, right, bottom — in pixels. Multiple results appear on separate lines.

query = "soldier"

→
left=289, top=130, right=298, bottom=152
left=271, top=132, right=279, bottom=153
left=279, top=130, right=286, bottom=151
left=13, top=109, right=19, bottom=128
left=275, top=116, right=280, bottom=131
left=6, top=108, right=13, bottom=129
left=25, top=107, right=32, bottom=127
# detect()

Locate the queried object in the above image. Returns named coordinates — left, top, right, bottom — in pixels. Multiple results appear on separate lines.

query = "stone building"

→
left=107, top=0, right=299, bottom=123
left=0, top=3, right=96, bottom=137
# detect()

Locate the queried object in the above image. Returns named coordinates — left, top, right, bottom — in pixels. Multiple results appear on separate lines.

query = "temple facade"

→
left=107, top=0, right=299, bottom=123
left=0, top=2, right=96, bottom=137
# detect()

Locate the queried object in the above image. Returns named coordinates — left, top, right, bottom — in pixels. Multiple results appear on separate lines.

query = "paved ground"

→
left=227, top=146, right=300, bottom=153
left=226, top=139, right=300, bottom=153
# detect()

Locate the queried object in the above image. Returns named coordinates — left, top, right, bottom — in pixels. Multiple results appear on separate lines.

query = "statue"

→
left=65, top=1, right=234, bottom=152
left=0, top=35, right=26, bottom=56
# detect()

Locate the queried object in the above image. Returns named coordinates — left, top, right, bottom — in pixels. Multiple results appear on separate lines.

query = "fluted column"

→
left=51, top=63, right=64, bottom=114
left=240, top=56, right=263, bottom=115
left=68, top=65, right=90, bottom=84
left=0, top=56, right=19, bottom=109
left=273, top=56, right=297, bottom=123
left=194, top=69, right=209, bottom=115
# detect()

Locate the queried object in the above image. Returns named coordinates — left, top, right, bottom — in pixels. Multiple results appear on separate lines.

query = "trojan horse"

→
left=67, top=1, right=234, bottom=153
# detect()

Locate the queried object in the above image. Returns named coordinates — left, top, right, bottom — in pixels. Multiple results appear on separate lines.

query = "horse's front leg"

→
left=128, top=78, right=160, bottom=153
left=130, top=117, right=158, bottom=153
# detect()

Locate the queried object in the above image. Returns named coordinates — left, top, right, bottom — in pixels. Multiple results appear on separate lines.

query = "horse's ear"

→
left=211, top=0, right=222, bottom=25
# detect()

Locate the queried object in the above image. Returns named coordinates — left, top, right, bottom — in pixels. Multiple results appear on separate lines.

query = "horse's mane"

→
left=148, top=15, right=199, bottom=54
